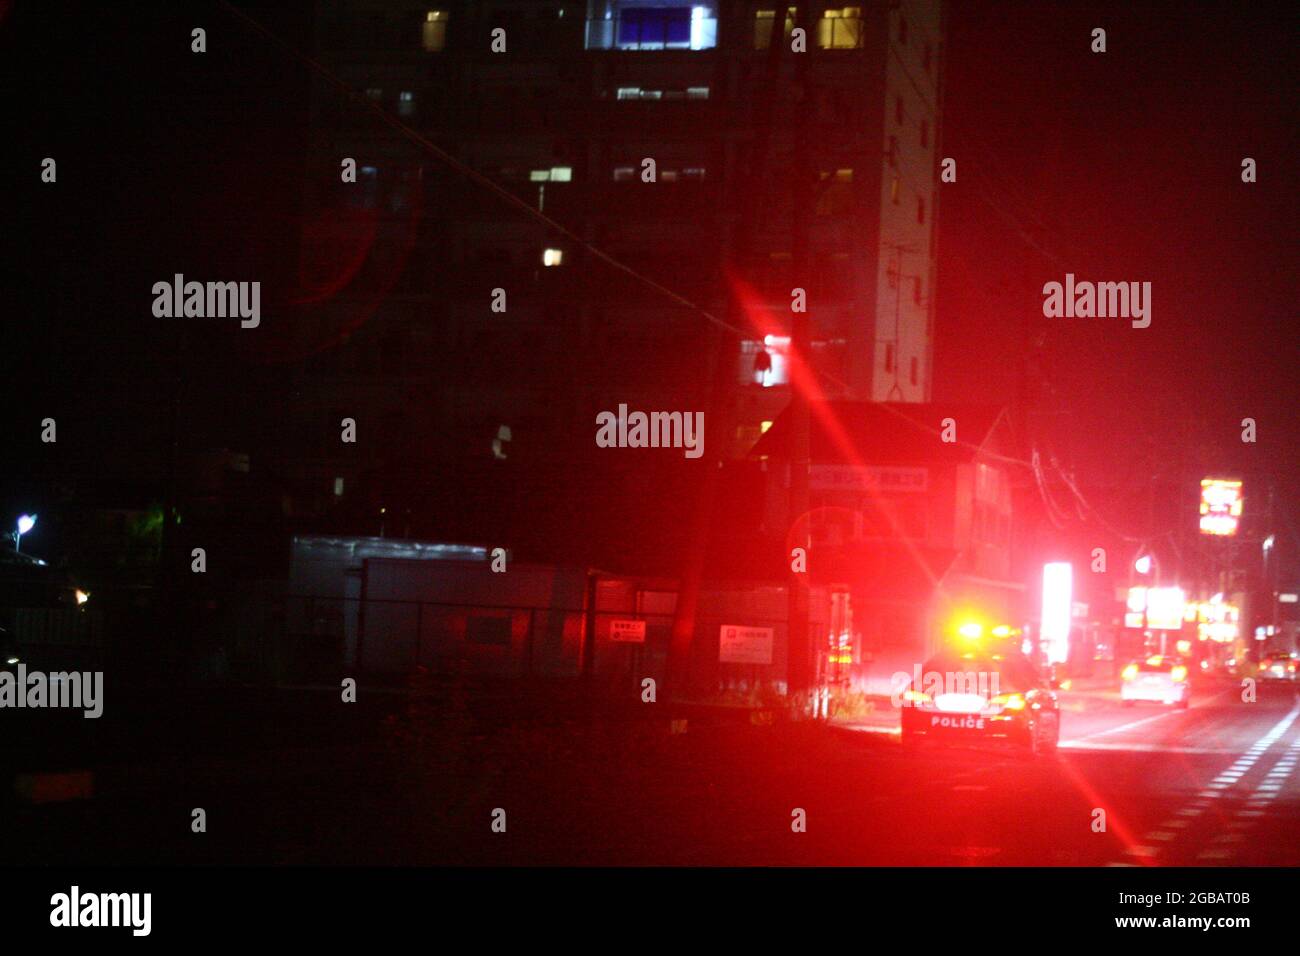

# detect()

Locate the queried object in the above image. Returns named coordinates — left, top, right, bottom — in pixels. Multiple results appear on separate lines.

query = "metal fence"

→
left=275, top=593, right=799, bottom=694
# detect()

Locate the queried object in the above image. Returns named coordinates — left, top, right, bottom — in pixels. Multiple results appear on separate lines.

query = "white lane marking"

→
left=1059, top=742, right=1240, bottom=754
left=1113, top=701, right=1300, bottom=865
left=1064, top=710, right=1178, bottom=744
left=1183, top=704, right=1300, bottom=861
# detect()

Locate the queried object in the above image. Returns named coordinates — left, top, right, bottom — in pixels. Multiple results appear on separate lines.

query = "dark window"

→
left=467, top=615, right=512, bottom=646
left=888, top=134, right=898, bottom=168
left=895, top=95, right=904, bottom=124
left=909, top=356, right=919, bottom=385
left=898, top=15, right=907, bottom=45
left=920, top=119, right=929, bottom=148
left=917, top=195, right=926, bottom=224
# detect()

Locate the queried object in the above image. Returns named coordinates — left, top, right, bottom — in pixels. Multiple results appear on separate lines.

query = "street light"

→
left=1134, top=554, right=1153, bottom=575
left=13, top=514, right=36, bottom=554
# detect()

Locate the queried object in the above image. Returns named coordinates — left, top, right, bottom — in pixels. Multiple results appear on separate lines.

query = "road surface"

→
left=6, top=677, right=1298, bottom=866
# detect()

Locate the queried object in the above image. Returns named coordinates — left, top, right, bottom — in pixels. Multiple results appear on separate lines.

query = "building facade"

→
left=752, top=402, right=1023, bottom=694
left=282, top=0, right=944, bottom=553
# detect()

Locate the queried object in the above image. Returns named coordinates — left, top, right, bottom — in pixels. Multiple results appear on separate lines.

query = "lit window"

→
left=661, top=170, right=678, bottom=182
left=819, top=6, right=863, bottom=49
left=530, top=167, right=573, bottom=182
left=587, top=2, right=717, bottom=51
left=754, top=8, right=795, bottom=50
left=682, top=167, right=706, bottom=181
left=422, top=11, right=449, bottom=52
left=612, top=166, right=635, bottom=182
left=542, top=248, right=564, bottom=267
left=687, top=86, right=710, bottom=99
left=616, top=87, right=642, bottom=100
left=760, top=335, right=790, bottom=386
left=333, top=477, right=345, bottom=497
left=365, top=87, right=383, bottom=101
left=398, top=91, right=415, bottom=117
left=890, top=176, right=900, bottom=204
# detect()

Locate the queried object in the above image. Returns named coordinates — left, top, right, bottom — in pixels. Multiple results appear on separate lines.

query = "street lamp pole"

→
left=13, top=514, right=36, bottom=554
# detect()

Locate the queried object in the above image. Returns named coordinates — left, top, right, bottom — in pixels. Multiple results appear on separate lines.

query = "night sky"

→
left=936, top=1, right=1296, bottom=560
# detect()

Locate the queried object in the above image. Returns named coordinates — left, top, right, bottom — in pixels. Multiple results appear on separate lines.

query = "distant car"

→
left=1258, top=655, right=1298, bottom=683
left=1121, top=656, right=1190, bottom=708
left=900, top=646, right=1061, bottom=757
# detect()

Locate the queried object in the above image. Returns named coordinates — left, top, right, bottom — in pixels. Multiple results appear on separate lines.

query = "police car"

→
left=900, top=643, right=1061, bottom=757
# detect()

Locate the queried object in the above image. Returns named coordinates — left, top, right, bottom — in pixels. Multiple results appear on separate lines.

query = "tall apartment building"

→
left=282, top=1, right=943, bottom=552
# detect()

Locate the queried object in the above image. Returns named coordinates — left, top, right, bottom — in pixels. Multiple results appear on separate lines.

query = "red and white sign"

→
left=609, top=619, right=646, bottom=643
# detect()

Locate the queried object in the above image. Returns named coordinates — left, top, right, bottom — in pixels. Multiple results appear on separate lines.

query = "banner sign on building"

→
left=809, top=465, right=929, bottom=493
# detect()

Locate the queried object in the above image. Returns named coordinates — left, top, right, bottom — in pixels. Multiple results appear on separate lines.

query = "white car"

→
left=1121, top=657, right=1190, bottom=708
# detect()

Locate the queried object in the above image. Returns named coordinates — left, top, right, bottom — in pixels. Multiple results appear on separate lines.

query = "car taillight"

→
left=1170, top=665, right=1188, bottom=682
left=991, top=693, right=1026, bottom=711
left=903, top=689, right=931, bottom=704
left=1122, top=664, right=1139, bottom=681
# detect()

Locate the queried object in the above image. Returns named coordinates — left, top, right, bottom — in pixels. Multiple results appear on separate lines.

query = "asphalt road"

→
left=6, top=677, right=1298, bottom=866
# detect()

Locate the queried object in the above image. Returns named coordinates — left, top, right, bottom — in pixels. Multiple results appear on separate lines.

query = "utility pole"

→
left=667, top=1, right=809, bottom=703
left=785, top=0, right=816, bottom=715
